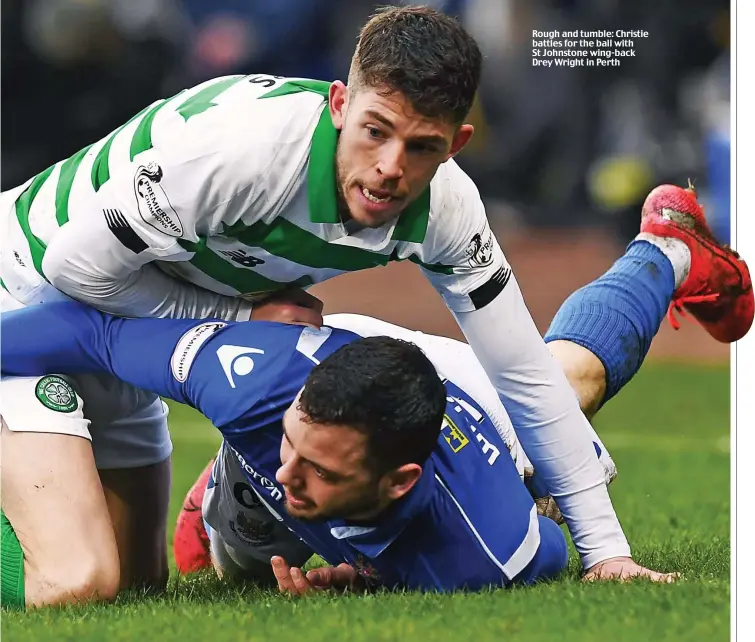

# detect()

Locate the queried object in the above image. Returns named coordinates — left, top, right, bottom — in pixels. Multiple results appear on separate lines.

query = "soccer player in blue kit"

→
left=2, top=302, right=570, bottom=592
left=2, top=176, right=752, bottom=595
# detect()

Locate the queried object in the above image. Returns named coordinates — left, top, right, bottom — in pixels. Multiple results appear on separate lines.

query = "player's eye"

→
left=407, top=141, right=436, bottom=154
left=367, top=126, right=384, bottom=139
left=312, top=464, right=337, bottom=483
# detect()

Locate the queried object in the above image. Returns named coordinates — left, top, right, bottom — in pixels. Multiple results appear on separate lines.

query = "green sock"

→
left=1, top=509, right=25, bottom=609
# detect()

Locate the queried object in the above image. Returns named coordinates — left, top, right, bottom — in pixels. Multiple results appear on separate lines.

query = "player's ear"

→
left=446, top=124, right=474, bottom=159
left=381, top=463, right=423, bottom=501
left=329, top=81, right=348, bottom=131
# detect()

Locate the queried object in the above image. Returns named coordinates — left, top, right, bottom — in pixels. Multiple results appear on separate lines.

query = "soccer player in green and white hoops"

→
left=2, top=5, right=749, bottom=608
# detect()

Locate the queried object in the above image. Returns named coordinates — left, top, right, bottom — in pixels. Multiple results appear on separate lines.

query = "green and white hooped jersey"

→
left=2, top=73, right=507, bottom=317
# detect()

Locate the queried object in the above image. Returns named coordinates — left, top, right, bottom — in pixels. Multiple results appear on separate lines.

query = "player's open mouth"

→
left=361, top=186, right=393, bottom=204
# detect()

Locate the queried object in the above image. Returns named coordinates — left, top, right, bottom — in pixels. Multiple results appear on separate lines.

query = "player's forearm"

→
left=48, top=260, right=253, bottom=321
left=454, top=276, right=631, bottom=568
left=0, top=301, right=199, bottom=403
left=41, top=215, right=252, bottom=322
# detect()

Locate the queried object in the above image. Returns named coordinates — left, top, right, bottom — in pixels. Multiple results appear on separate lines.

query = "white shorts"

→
left=1, top=187, right=172, bottom=470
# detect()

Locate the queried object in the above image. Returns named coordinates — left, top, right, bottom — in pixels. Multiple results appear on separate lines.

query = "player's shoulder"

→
left=430, top=158, right=480, bottom=209
left=423, top=159, right=488, bottom=244
left=157, top=74, right=328, bottom=165
left=188, top=322, right=363, bottom=429
left=410, top=159, right=495, bottom=265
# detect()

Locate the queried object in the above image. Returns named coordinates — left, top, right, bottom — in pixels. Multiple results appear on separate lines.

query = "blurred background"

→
left=1, top=0, right=732, bottom=361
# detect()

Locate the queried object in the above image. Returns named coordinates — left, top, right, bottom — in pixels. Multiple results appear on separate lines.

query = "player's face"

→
left=277, top=403, right=385, bottom=523
left=329, top=80, right=474, bottom=228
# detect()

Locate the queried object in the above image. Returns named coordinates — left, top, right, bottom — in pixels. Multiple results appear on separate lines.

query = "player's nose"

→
left=275, top=458, right=301, bottom=487
left=376, top=143, right=405, bottom=180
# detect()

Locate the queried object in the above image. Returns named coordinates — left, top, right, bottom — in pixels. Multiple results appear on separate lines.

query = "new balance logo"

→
left=216, top=344, right=265, bottom=388
left=220, top=250, right=266, bottom=268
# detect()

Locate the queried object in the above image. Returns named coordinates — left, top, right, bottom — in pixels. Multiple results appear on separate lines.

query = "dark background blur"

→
left=0, top=0, right=732, bottom=360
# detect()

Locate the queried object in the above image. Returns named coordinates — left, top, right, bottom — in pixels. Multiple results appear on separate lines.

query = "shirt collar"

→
left=307, top=105, right=431, bottom=244
left=327, top=458, right=436, bottom=558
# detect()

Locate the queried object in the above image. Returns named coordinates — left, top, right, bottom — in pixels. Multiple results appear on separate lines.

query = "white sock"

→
left=635, top=232, right=691, bottom=290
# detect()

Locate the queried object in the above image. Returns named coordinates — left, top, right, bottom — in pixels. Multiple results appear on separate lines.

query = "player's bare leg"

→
left=546, top=341, right=606, bottom=421
left=99, top=458, right=171, bottom=591
left=0, top=418, right=120, bottom=607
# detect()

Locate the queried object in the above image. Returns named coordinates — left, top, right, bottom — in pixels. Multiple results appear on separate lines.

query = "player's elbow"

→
left=42, top=250, right=118, bottom=302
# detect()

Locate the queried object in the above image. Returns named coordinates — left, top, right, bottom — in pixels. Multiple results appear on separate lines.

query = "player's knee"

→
left=31, top=552, right=121, bottom=606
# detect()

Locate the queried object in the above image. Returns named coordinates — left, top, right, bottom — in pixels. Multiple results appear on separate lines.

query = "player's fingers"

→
left=271, top=556, right=297, bottom=594
left=290, top=305, right=324, bottom=328
left=267, top=287, right=323, bottom=313
left=290, top=566, right=314, bottom=594
left=291, top=289, right=324, bottom=314
left=306, top=567, right=335, bottom=588
left=332, top=563, right=358, bottom=588
left=650, top=571, right=680, bottom=583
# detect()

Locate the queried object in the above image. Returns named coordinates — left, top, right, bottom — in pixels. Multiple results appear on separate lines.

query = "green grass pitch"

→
left=2, top=363, right=731, bottom=641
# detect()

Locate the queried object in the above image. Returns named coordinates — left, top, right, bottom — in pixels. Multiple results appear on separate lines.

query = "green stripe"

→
left=14, top=166, right=56, bottom=276
left=0, top=278, right=7, bottom=292
left=91, top=105, right=151, bottom=192
left=220, top=218, right=454, bottom=274
left=178, top=239, right=313, bottom=295
left=222, top=219, right=391, bottom=271
left=130, top=92, right=185, bottom=161
left=391, top=187, right=431, bottom=243
left=55, top=145, right=93, bottom=226
left=177, top=76, right=246, bottom=122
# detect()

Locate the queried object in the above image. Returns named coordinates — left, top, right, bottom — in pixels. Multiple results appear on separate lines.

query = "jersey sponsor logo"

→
left=34, top=375, right=77, bottom=413
left=171, top=322, right=227, bottom=382
left=468, top=264, right=512, bottom=310
left=216, top=344, right=265, bottom=388
left=465, top=230, right=495, bottom=268
left=441, top=414, right=470, bottom=453
left=103, top=208, right=149, bottom=254
left=219, top=249, right=266, bottom=268
left=228, top=445, right=283, bottom=502
left=133, top=162, right=183, bottom=237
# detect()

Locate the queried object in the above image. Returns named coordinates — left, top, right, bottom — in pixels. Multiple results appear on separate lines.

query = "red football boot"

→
left=173, top=458, right=215, bottom=574
left=640, top=183, right=753, bottom=342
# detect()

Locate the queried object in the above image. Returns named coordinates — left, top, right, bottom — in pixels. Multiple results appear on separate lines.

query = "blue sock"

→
left=544, top=240, right=676, bottom=406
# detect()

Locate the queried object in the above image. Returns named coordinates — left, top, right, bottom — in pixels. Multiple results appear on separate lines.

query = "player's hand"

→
left=583, top=556, right=679, bottom=583
left=271, top=556, right=316, bottom=595
left=250, top=289, right=324, bottom=328
left=305, top=563, right=362, bottom=592
left=271, top=556, right=361, bottom=596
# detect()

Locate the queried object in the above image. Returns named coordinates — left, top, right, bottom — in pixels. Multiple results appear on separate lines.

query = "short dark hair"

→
left=349, top=5, right=482, bottom=124
left=298, top=336, right=446, bottom=475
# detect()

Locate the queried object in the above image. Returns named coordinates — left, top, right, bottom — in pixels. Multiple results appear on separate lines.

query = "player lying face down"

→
left=1, top=302, right=569, bottom=593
